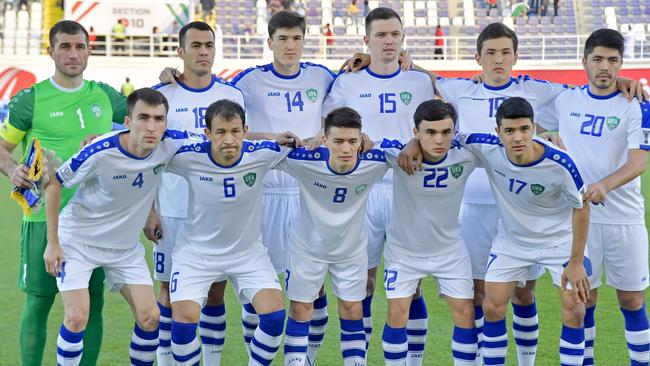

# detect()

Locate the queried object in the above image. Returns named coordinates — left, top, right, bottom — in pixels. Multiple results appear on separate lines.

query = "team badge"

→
left=153, top=164, right=165, bottom=175
left=244, top=172, right=256, bottom=187
left=450, top=164, right=464, bottom=179
left=306, top=88, right=318, bottom=103
left=530, top=184, right=545, bottom=195
left=606, top=116, right=620, bottom=131
left=355, top=183, right=367, bottom=194
left=399, top=91, right=412, bottom=105
left=91, top=104, right=102, bottom=118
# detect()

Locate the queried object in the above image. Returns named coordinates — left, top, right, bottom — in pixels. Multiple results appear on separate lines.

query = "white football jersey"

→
left=382, top=139, right=480, bottom=256
left=277, top=147, right=389, bottom=262
left=166, top=140, right=291, bottom=257
left=322, top=68, right=435, bottom=141
left=153, top=76, right=245, bottom=218
left=232, top=62, right=335, bottom=194
left=458, top=132, right=585, bottom=249
left=436, top=76, right=569, bottom=204
left=55, top=130, right=195, bottom=249
left=540, top=87, right=650, bottom=224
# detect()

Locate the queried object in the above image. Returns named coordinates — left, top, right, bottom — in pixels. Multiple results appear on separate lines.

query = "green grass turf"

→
left=0, top=168, right=648, bottom=365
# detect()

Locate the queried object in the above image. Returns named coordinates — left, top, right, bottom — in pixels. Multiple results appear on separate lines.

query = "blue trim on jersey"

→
left=230, top=65, right=258, bottom=86
left=326, top=153, right=362, bottom=175
left=326, top=71, right=344, bottom=93
left=175, top=141, right=208, bottom=155
left=55, top=171, right=64, bottom=184
left=509, top=141, right=548, bottom=167
left=207, top=141, right=245, bottom=168
left=544, top=145, right=585, bottom=191
left=364, top=66, right=401, bottom=79
left=379, top=138, right=405, bottom=150
left=162, top=129, right=194, bottom=140
left=304, top=61, right=337, bottom=78
left=69, top=134, right=119, bottom=172
left=359, top=149, right=387, bottom=162
left=242, top=139, right=282, bottom=153
left=115, top=131, right=151, bottom=160
left=435, top=76, right=472, bottom=81
left=269, top=62, right=302, bottom=79
left=464, top=133, right=503, bottom=146
left=640, top=101, right=650, bottom=127
left=152, top=82, right=171, bottom=90
left=483, top=77, right=515, bottom=91
left=288, top=147, right=385, bottom=175
left=175, top=75, right=218, bottom=93
left=586, top=85, right=620, bottom=100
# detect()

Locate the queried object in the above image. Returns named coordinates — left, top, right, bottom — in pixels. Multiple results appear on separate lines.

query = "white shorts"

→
left=383, top=243, right=474, bottom=300
left=285, top=249, right=368, bottom=303
left=461, top=203, right=543, bottom=281
left=153, top=215, right=183, bottom=281
left=261, top=192, right=299, bottom=274
left=588, top=223, right=649, bottom=291
left=169, top=244, right=281, bottom=306
left=57, top=240, right=152, bottom=292
left=486, top=241, right=587, bottom=289
left=366, top=183, right=392, bottom=269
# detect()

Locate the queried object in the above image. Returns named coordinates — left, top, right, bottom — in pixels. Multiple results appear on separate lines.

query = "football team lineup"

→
left=1, top=6, right=650, bottom=366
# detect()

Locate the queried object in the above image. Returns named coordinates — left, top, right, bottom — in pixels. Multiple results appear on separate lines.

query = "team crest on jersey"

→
left=244, top=172, right=256, bottom=187
left=355, top=183, right=367, bottom=195
left=450, top=164, right=464, bottom=179
left=530, top=184, right=545, bottom=195
left=306, top=88, right=318, bottom=102
left=153, top=164, right=165, bottom=175
left=606, top=116, right=620, bottom=131
left=400, top=92, right=412, bottom=105
left=91, top=104, right=102, bottom=118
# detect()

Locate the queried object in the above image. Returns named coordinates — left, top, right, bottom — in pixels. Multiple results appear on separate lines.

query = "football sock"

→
left=512, top=301, right=539, bottom=366
left=129, top=323, right=158, bottom=366
left=200, top=304, right=226, bottom=366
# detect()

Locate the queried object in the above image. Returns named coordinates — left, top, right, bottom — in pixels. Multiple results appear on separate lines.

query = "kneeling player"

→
left=280, top=108, right=388, bottom=366
left=43, top=88, right=198, bottom=365
left=381, top=100, right=478, bottom=365
left=161, top=100, right=292, bottom=366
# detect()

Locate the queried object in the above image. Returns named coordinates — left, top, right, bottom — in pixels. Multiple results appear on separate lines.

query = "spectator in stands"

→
left=487, top=0, right=498, bottom=13
left=152, top=26, right=163, bottom=55
left=121, top=77, right=134, bottom=96
left=348, top=0, right=360, bottom=26
left=292, top=0, right=306, bottom=17
left=269, top=0, right=283, bottom=15
left=201, top=0, right=215, bottom=17
left=434, top=25, right=444, bottom=59
left=363, top=0, right=369, bottom=17
left=324, top=23, right=334, bottom=56
left=111, top=19, right=126, bottom=54
left=89, top=26, right=97, bottom=51
left=553, top=0, right=559, bottom=16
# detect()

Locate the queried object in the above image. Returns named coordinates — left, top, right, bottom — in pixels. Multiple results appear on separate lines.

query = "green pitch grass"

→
left=0, top=171, right=648, bottom=365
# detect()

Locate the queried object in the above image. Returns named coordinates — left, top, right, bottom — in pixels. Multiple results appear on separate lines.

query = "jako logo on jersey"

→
left=359, top=93, right=371, bottom=98
left=200, top=176, right=214, bottom=182
left=400, top=91, right=412, bottom=105
left=530, top=184, right=545, bottom=195
left=175, top=107, right=188, bottom=112
left=313, top=181, right=327, bottom=189
left=50, top=111, right=64, bottom=117
left=267, top=92, right=281, bottom=96
left=606, top=116, right=620, bottom=130
left=355, top=184, right=367, bottom=195
left=244, top=172, right=256, bottom=187
left=569, top=112, right=581, bottom=117
left=306, top=88, right=318, bottom=102
left=153, top=164, right=165, bottom=175
left=113, top=174, right=127, bottom=180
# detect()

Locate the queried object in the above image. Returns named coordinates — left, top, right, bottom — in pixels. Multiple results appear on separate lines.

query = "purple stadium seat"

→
left=516, top=17, right=526, bottom=25
left=527, top=16, right=538, bottom=24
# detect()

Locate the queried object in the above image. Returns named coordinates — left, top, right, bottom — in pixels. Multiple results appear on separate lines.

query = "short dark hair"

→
left=477, top=22, right=518, bottom=54
left=413, top=100, right=457, bottom=129
left=495, top=97, right=534, bottom=126
left=127, top=88, right=169, bottom=117
left=49, top=20, right=89, bottom=47
left=268, top=11, right=306, bottom=38
left=365, top=7, right=402, bottom=35
left=584, top=28, right=624, bottom=58
left=205, top=100, right=246, bottom=130
left=179, top=21, right=215, bottom=48
left=324, top=107, right=362, bottom=135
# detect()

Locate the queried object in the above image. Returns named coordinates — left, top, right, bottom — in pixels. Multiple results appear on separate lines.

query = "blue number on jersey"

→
left=423, top=167, right=449, bottom=188
left=508, top=178, right=527, bottom=194
left=333, top=187, right=348, bottom=203
left=284, top=91, right=305, bottom=112
left=379, top=93, right=397, bottom=113
left=132, top=172, right=144, bottom=189
left=223, top=177, right=236, bottom=197
left=488, top=97, right=507, bottom=118
left=384, top=269, right=398, bottom=291
left=155, top=252, right=165, bottom=274
left=170, top=271, right=179, bottom=293
left=193, top=107, right=207, bottom=128
left=580, top=114, right=605, bottom=137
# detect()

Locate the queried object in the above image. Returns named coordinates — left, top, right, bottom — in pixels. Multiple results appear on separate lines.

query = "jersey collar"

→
left=269, top=62, right=303, bottom=79
left=364, top=66, right=401, bottom=79
left=483, top=77, right=515, bottom=91
left=176, top=75, right=217, bottom=93
left=49, top=77, right=85, bottom=93
left=207, top=141, right=244, bottom=168
left=585, top=85, right=621, bottom=100
left=506, top=140, right=548, bottom=167
left=325, top=150, right=362, bottom=175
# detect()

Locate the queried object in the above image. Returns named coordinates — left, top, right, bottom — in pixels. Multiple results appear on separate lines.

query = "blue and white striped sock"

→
left=171, top=321, right=201, bottom=366
left=406, top=296, right=427, bottom=366
left=622, top=305, right=650, bottom=366
left=382, top=323, right=408, bottom=365
left=242, top=303, right=259, bottom=352
left=249, top=309, right=285, bottom=366
left=340, top=318, right=367, bottom=366
left=474, top=306, right=484, bottom=366
left=583, top=305, right=596, bottom=366
left=362, top=296, right=373, bottom=350
left=512, top=301, right=539, bottom=366
left=130, top=323, right=159, bottom=366
left=559, top=324, right=584, bottom=366
left=200, top=304, right=226, bottom=366
left=285, top=317, right=310, bottom=366
left=156, top=302, right=173, bottom=366
left=482, top=318, right=507, bottom=366
left=452, top=326, right=478, bottom=366
left=307, top=294, right=329, bottom=365
left=57, top=324, right=84, bottom=366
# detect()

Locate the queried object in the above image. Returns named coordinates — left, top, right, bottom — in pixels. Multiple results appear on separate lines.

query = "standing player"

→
left=538, top=29, right=650, bottom=366
left=230, top=11, right=335, bottom=360
left=149, top=21, right=246, bottom=366
left=42, top=88, right=196, bottom=366
left=280, top=107, right=388, bottom=366
left=0, top=20, right=126, bottom=366
left=321, top=7, right=435, bottom=358
left=161, top=100, right=291, bottom=366
left=381, top=100, right=479, bottom=365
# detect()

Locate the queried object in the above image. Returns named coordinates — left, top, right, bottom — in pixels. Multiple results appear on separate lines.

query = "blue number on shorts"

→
left=155, top=252, right=165, bottom=274
left=379, top=93, right=397, bottom=114
left=423, top=167, right=449, bottom=188
left=384, top=269, right=398, bottom=291
left=170, top=271, right=179, bottom=293
left=333, top=187, right=347, bottom=203
left=223, top=177, right=236, bottom=197
left=59, top=261, right=67, bottom=282
left=486, top=254, right=498, bottom=270
left=285, top=269, right=291, bottom=290
left=579, top=114, right=605, bottom=137
left=508, top=178, right=527, bottom=194
left=192, top=107, right=207, bottom=128
left=132, top=172, right=144, bottom=189
left=284, top=91, right=305, bottom=112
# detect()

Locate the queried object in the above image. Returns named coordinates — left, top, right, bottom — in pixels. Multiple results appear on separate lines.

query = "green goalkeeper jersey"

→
left=0, top=78, right=127, bottom=222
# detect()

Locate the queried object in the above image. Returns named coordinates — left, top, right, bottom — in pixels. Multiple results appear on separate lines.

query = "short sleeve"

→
left=322, top=76, right=346, bottom=118
left=378, top=138, right=405, bottom=167
left=55, top=149, right=99, bottom=188
left=560, top=168, right=585, bottom=209
left=1, top=87, right=34, bottom=144
left=521, top=77, right=568, bottom=129
left=165, top=151, right=188, bottom=176
left=230, top=69, right=253, bottom=101
left=435, top=77, right=473, bottom=103
left=269, top=145, right=293, bottom=168
left=98, top=82, right=127, bottom=125
left=536, top=95, right=561, bottom=131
